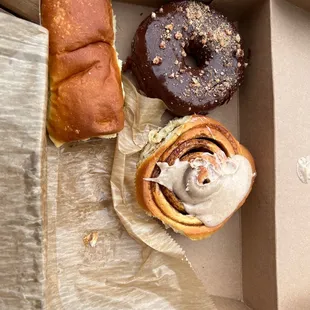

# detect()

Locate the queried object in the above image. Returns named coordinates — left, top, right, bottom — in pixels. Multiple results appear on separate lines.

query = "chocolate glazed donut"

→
left=131, top=1, right=246, bottom=116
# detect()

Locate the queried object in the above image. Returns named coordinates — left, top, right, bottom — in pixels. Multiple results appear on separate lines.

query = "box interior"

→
left=114, top=0, right=240, bottom=301
left=114, top=0, right=275, bottom=309
left=1, top=0, right=310, bottom=309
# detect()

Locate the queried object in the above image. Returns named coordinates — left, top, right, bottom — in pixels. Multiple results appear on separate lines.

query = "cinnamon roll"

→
left=136, top=115, right=256, bottom=240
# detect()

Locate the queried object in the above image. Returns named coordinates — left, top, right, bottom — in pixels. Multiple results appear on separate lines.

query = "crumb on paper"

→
left=83, top=231, right=99, bottom=247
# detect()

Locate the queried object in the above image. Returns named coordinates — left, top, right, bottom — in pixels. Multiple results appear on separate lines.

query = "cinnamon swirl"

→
left=136, top=115, right=256, bottom=240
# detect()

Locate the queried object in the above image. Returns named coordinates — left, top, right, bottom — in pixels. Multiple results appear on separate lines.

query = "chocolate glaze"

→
left=131, top=1, right=246, bottom=116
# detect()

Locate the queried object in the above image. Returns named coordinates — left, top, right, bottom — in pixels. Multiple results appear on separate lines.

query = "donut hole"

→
left=184, top=54, right=199, bottom=69
left=184, top=40, right=211, bottom=69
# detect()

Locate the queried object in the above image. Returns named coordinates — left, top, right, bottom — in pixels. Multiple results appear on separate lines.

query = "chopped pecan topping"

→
left=153, top=56, right=163, bottom=65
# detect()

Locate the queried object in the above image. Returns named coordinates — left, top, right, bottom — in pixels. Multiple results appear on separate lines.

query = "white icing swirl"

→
left=145, top=152, right=253, bottom=227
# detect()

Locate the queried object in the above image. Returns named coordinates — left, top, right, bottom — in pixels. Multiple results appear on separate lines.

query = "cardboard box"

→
left=286, top=0, right=310, bottom=11
left=0, top=0, right=39, bottom=23
left=0, top=0, right=309, bottom=309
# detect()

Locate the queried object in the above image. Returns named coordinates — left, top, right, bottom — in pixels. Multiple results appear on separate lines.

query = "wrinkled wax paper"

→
left=0, top=13, right=48, bottom=309
left=45, top=77, right=216, bottom=310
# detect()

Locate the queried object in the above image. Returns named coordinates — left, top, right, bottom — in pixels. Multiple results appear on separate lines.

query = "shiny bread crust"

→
left=42, top=0, right=124, bottom=146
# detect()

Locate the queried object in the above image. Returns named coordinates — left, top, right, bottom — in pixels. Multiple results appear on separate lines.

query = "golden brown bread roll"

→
left=136, top=115, right=256, bottom=240
left=42, top=0, right=124, bottom=147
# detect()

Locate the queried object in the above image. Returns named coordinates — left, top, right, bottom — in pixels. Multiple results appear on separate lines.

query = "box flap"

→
left=0, top=0, right=40, bottom=23
left=239, top=1, right=278, bottom=310
left=271, top=0, right=310, bottom=308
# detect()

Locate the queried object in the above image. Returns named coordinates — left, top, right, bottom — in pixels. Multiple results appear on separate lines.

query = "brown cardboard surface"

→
left=239, top=1, right=278, bottom=310
left=271, top=0, right=310, bottom=308
left=119, top=0, right=261, bottom=19
left=0, top=0, right=39, bottom=23
left=210, top=0, right=262, bottom=20
left=172, top=213, right=242, bottom=299
left=286, top=0, right=310, bottom=12
left=212, top=296, right=251, bottom=310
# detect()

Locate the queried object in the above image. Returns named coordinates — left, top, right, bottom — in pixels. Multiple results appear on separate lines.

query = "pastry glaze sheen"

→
left=135, top=115, right=256, bottom=240
left=131, top=1, right=246, bottom=116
